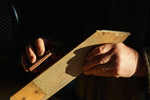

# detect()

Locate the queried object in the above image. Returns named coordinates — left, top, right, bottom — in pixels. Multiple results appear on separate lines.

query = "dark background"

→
left=0, top=0, right=79, bottom=99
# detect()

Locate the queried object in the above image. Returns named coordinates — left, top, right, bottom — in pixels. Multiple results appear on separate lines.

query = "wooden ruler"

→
left=10, top=30, right=130, bottom=100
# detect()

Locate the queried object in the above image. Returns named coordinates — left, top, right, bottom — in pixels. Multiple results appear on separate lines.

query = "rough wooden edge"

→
left=10, top=82, right=46, bottom=100
left=29, top=50, right=52, bottom=71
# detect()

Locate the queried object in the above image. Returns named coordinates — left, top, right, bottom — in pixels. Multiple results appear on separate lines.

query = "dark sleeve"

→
left=143, top=47, right=150, bottom=94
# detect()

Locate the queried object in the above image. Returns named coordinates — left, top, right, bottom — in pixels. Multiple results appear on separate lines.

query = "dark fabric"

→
left=75, top=74, right=148, bottom=100
left=41, top=0, right=111, bottom=54
left=143, top=48, right=150, bottom=94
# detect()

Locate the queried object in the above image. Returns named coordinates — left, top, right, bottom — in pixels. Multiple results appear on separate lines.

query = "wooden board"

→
left=10, top=30, right=130, bottom=100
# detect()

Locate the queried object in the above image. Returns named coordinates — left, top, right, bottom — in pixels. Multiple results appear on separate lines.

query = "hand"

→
left=82, top=43, right=146, bottom=78
left=21, top=38, right=63, bottom=73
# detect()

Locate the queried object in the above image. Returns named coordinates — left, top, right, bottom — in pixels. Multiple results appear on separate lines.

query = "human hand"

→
left=21, top=38, right=63, bottom=73
left=82, top=43, right=146, bottom=78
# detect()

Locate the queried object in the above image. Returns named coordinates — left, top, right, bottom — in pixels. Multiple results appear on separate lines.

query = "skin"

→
left=25, top=38, right=45, bottom=63
left=21, top=38, right=62, bottom=72
left=82, top=43, right=146, bottom=77
left=22, top=38, right=146, bottom=77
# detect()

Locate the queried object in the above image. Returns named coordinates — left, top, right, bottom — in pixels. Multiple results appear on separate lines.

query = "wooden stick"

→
left=29, top=50, right=52, bottom=72
left=10, top=30, right=130, bottom=100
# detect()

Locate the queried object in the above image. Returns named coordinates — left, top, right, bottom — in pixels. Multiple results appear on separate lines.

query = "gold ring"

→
left=102, top=66, right=109, bottom=71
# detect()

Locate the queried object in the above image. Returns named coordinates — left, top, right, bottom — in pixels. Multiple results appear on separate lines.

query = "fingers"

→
left=22, top=38, right=64, bottom=73
left=83, top=63, right=118, bottom=78
left=83, top=53, right=112, bottom=71
left=26, top=44, right=37, bottom=63
left=83, top=43, right=118, bottom=77
left=35, top=38, right=45, bottom=57
left=86, top=44, right=114, bottom=61
left=26, top=38, right=45, bottom=64
left=83, top=44, right=114, bottom=71
left=83, top=64, right=115, bottom=77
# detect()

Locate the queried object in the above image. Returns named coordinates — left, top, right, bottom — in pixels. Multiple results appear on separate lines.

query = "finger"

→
left=86, top=44, right=114, bottom=61
left=95, top=70, right=117, bottom=77
left=26, top=44, right=37, bottom=63
left=95, top=69, right=119, bottom=78
left=83, top=65, right=116, bottom=77
left=82, top=60, right=99, bottom=71
left=35, top=38, right=45, bottom=57
left=83, top=53, right=112, bottom=71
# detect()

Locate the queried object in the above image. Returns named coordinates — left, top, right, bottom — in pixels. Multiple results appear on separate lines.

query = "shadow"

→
left=65, top=44, right=99, bottom=77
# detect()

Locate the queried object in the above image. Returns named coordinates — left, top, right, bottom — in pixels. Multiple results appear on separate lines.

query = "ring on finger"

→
left=101, top=66, right=109, bottom=71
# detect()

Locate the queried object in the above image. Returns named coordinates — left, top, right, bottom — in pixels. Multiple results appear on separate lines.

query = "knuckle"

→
left=99, top=44, right=112, bottom=53
left=99, top=45, right=105, bottom=52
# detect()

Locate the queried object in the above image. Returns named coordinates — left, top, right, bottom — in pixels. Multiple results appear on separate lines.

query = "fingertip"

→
left=99, top=44, right=114, bottom=54
left=30, top=55, right=36, bottom=63
left=37, top=49, right=44, bottom=57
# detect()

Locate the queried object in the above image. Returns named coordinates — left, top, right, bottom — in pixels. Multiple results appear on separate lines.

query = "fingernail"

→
left=38, top=50, right=44, bottom=56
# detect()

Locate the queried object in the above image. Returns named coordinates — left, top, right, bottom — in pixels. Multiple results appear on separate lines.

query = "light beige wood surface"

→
left=10, top=30, right=130, bottom=100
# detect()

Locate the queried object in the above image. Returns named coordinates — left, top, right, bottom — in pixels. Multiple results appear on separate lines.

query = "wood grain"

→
left=10, top=30, right=130, bottom=100
left=10, top=82, right=45, bottom=100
